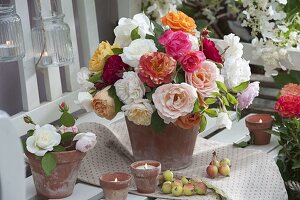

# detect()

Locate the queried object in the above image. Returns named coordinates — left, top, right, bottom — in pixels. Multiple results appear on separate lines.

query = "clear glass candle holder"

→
left=31, top=14, right=73, bottom=67
left=0, top=5, right=25, bottom=62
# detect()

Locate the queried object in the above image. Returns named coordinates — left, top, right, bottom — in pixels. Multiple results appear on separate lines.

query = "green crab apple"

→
left=163, top=170, right=173, bottom=181
left=206, top=164, right=218, bottom=178
left=220, top=158, right=231, bottom=166
left=194, top=181, right=207, bottom=195
left=210, top=151, right=220, bottom=167
left=172, top=179, right=183, bottom=188
left=183, top=183, right=194, bottom=196
left=181, top=176, right=189, bottom=185
left=161, top=181, right=172, bottom=194
left=172, top=185, right=183, bottom=197
left=218, top=163, right=230, bottom=176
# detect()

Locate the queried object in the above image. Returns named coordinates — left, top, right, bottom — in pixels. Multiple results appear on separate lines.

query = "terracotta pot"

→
left=245, top=114, right=273, bottom=145
left=130, top=160, right=161, bottom=193
left=99, top=172, right=132, bottom=200
left=26, top=150, right=86, bottom=199
left=126, top=118, right=198, bottom=170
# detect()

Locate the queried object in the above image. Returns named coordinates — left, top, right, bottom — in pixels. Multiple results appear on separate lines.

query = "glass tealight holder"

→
left=0, top=5, right=25, bottom=62
left=31, top=14, right=73, bottom=67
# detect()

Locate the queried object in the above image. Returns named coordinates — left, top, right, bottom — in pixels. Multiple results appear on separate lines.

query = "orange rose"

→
left=161, top=11, right=196, bottom=35
left=175, top=113, right=201, bottom=129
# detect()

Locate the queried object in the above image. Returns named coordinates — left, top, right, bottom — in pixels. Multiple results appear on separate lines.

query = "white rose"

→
left=75, top=92, right=93, bottom=112
left=26, top=124, right=61, bottom=156
left=222, top=57, right=251, bottom=89
left=114, top=71, right=145, bottom=104
left=120, top=39, right=157, bottom=68
left=76, top=67, right=94, bottom=90
left=114, top=13, right=153, bottom=47
left=73, top=132, right=97, bottom=153
left=218, top=33, right=243, bottom=60
left=188, top=34, right=199, bottom=51
left=216, top=112, right=232, bottom=129
left=122, top=99, right=154, bottom=126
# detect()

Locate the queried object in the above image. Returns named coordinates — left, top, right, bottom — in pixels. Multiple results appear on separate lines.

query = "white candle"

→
left=258, top=119, right=262, bottom=123
left=136, top=163, right=156, bottom=169
left=114, top=178, right=118, bottom=182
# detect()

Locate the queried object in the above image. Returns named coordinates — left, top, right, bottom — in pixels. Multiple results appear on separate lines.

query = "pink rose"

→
left=73, top=132, right=97, bottom=153
left=186, top=60, right=221, bottom=97
left=59, top=125, right=79, bottom=133
left=237, top=81, right=260, bottom=110
left=179, top=51, right=206, bottom=73
left=152, top=83, right=197, bottom=124
left=159, top=30, right=192, bottom=60
left=202, top=37, right=223, bottom=63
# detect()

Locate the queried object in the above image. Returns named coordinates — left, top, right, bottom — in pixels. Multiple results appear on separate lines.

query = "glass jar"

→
left=0, top=5, right=25, bottom=62
left=31, top=14, right=73, bottom=67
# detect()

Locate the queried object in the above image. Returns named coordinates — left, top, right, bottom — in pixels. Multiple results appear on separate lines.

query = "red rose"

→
left=178, top=50, right=206, bottom=73
left=102, top=55, right=129, bottom=84
left=202, top=38, right=223, bottom=64
left=275, top=95, right=300, bottom=118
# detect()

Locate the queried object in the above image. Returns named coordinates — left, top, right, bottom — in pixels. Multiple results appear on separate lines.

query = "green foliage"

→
left=192, top=99, right=203, bottom=113
left=146, top=89, right=156, bottom=102
left=204, top=109, right=218, bottom=118
left=272, top=70, right=300, bottom=88
left=151, top=111, right=167, bottom=133
left=59, top=112, right=75, bottom=127
left=150, top=21, right=165, bottom=52
left=226, top=93, right=238, bottom=105
left=174, top=68, right=185, bottom=84
left=199, top=115, right=207, bottom=133
left=60, top=132, right=75, bottom=144
left=216, top=81, right=228, bottom=93
left=205, top=97, right=217, bottom=105
left=52, top=145, right=66, bottom=152
left=112, top=48, right=123, bottom=55
left=131, top=27, right=141, bottom=40
left=231, top=81, right=249, bottom=93
left=108, top=86, right=124, bottom=113
left=27, top=129, right=34, bottom=137
left=41, top=153, right=57, bottom=176
left=88, top=73, right=101, bottom=84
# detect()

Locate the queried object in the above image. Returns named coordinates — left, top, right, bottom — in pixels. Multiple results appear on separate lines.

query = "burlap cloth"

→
left=77, top=120, right=288, bottom=200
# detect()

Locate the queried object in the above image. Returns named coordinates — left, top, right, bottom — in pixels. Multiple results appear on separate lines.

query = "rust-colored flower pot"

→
left=130, top=160, right=161, bottom=193
left=245, top=114, right=273, bottom=145
left=26, top=150, right=86, bottom=199
left=126, top=118, right=198, bottom=170
left=99, top=172, right=132, bottom=200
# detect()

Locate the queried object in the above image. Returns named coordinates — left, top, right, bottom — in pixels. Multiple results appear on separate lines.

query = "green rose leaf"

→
left=108, top=86, right=124, bottom=113
left=61, top=132, right=75, bottom=143
left=145, top=34, right=155, bottom=40
left=112, top=48, right=123, bottom=55
left=27, top=129, right=34, bottom=137
left=227, top=93, right=238, bottom=105
left=42, top=153, right=57, bottom=176
left=204, top=109, right=218, bottom=118
left=131, top=26, right=141, bottom=41
left=59, top=112, right=75, bottom=127
left=88, top=73, right=101, bottom=84
left=292, top=160, right=300, bottom=170
left=199, top=115, right=207, bottom=133
left=233, top=141, right=250, bottom=148
left=211, top=92, right=221, bottom=97
left=146, top=89, right=156, bottom=102
left=193, top=99, right=202, bottom=113
left=151, top=111, right=167, bottom=133
left=205, top=97, right=217, bottom=105
left=221, top=95, right=229, bottom=106
left=232, top=81, right=249, bottom=93
left=152, top=21, right=164, bottom=37
left=52, top=145, right=66, bottom=152
left=174, top=71, right=185, bottom=84
left=216, top=81, right=228, bottom=93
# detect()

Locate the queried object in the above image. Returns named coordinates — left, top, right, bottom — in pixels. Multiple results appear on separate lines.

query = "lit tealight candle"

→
left=136, top=163, right=156, bottom=170
left=114, top=178, right=118, bottom=182
left=258, top=119, right=262, bottom=123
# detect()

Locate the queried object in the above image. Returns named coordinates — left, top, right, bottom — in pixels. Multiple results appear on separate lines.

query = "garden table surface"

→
left=25, top=112, right=283, bottom=200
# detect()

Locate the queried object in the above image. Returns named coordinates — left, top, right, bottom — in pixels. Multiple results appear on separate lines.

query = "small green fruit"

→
left=163, top=170, right=173, bottom=181
left=172, top=179, right=183, bottom=188
left=183, top=183, right=194, bottom=196
left=172, top=186, right=183, bottom=197
left=194, top=181, right=207, bottom=195
left=220, top=158, right=231, bottom=166
left=181, top=176, right=189, bottom=185
left=218, top=164, right=230, bottom=176
left=161, top=181, right=172, bottom=194
left=206, top=165, right=218, bottom=178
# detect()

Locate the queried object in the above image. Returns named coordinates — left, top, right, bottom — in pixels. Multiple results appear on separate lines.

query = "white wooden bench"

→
left=2, top=0, right=298, bottom=199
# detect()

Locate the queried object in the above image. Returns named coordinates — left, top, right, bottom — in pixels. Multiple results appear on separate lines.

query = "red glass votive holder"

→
left=130, top=160, right=161, bottom=193
left=99, top=172, right=132, bottom=200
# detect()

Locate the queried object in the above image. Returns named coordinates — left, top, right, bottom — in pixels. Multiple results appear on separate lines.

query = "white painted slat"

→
left=76, top=0, right=99, bottom=67
left=15, top=1, right=41, bottom=111
left=117, top=0, right=142, bottom=18
left=61, top=0, right=80, bottom=91
left=11, top=90, right=81, bottom=136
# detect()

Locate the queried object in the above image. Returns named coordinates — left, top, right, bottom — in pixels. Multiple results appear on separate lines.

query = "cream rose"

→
left=120, top=39, right=157, bottom=68
left=92, top=86, right=117, bottom=120
left=122, top=99, right=154, bottom=126
left=114, top=71, right=145, bottom=105
left=186, top=60, right=222, bottom=97
left=73, top=132, right=97, bottom=153
left=152, top=83, right=197, bottom=124
left=26, top=124, right=61, bottom=156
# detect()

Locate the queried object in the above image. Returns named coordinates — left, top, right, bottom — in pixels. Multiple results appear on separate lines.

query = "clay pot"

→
left=99, top=172, right=132, bottom=200
left=130, top=160, right=161, bottom=193
left=26, top=150, right=86, bottom=199
left=126, top=118, right=198, bottom=170
left=245, top=114, right=273, bottom=145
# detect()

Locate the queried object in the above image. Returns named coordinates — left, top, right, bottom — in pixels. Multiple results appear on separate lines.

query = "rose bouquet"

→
left=272, top=83, right=300, bottom=189
left=76, top=11, right=259, bottom=132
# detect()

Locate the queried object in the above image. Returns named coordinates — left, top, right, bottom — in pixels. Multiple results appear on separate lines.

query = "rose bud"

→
left=92, top=86, right=117, bottom=120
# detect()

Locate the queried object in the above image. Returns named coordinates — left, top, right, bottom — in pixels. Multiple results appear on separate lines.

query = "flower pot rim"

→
left=245, top=114, right=273, bottom=124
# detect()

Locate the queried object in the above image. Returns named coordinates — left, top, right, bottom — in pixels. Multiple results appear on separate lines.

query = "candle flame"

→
left=43, top=51, right=48, bottom=56
left=259, top=119, right=262, bottom=123
left=114, top=178, right=118, bottom=182
left=145, top=163, right=148, bottom=169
